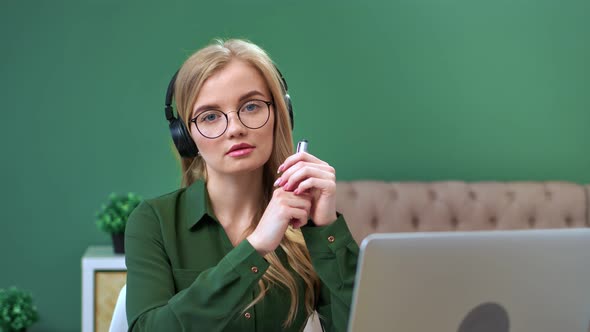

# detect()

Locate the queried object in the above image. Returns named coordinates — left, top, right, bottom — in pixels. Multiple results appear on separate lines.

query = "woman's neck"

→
left=205, top=168, right=265, bottom=230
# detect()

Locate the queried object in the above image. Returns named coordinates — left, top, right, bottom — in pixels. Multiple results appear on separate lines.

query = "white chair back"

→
left=108, top=284, right=128, bottom=332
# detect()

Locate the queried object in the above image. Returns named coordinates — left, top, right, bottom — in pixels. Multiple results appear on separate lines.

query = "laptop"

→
left=347, top=228, right=590, bottom=332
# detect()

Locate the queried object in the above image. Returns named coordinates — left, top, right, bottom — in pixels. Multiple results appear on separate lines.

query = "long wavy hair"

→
left=172, top=39, right=320, bottom=327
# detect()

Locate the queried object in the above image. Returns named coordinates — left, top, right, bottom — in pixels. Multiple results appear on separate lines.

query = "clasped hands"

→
left=247, top=152, right=337, bottom=256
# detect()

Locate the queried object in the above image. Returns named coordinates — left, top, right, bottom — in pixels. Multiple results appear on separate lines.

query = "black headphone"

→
left=164, top=66, right=294, bottom=159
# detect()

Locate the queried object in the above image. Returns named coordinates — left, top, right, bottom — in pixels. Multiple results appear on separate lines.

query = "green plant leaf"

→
left=0, top=287, right=39, bottom=329
left=95, top=192, right=143, bottom=234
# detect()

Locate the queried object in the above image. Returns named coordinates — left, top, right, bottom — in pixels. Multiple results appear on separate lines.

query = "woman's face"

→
left=190, top=59, right=275, bottom=178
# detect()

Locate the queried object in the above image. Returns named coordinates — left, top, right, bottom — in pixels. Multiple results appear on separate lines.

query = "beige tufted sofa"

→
left=304, top=180, right=589, bottom=332
left=335, top=180, right=589, bottom=243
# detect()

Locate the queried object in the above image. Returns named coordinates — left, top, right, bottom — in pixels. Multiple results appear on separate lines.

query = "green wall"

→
left=1, top=0, right=589, bottom=331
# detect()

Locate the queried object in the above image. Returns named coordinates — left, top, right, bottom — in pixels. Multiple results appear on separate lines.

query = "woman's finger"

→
left=293, top=178, right=336, bottom=195
left=282, top=167, right=335, bottom=192
left=277, top=152, right=328, bottom=173
left=288, top=207, right=309, bottom=229
left=284, top=195, right=312, bottom=213
left=275, top=162, right=334, bottom=187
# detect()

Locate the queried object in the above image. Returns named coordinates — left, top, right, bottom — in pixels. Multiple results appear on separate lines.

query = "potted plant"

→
left=95, top=192, right=142, bottom=254
left=0, top=287, right=39, bottom=332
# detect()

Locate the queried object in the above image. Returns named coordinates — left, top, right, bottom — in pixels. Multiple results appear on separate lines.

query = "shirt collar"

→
left=181, top=178, right=213, bottom=230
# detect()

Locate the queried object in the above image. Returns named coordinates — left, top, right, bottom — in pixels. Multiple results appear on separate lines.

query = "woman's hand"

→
left=247, top=188, right=311, bottom=256
left=274, top=152, right=338, bottom=227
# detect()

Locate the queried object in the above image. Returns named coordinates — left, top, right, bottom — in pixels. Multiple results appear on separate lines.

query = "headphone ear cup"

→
left=169, top=118, right=199, bottom=158
left=284, top=93, right=294, bottom=130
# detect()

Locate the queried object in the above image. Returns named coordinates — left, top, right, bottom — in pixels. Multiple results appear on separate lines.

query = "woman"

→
left=125, top=39, right=359, bottom=332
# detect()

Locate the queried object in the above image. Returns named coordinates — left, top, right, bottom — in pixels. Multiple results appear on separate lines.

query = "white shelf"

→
left=82, top=245, right=127, bottom=332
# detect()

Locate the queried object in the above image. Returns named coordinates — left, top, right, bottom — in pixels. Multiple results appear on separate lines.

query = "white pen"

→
left=296, top=139, right=308, bottom=153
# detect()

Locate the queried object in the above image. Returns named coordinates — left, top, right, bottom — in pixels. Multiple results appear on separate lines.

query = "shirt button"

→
left=327, top=235, right=335, bottom=243
left=244, top=312, right=252, bottom=319
left=251, top=266, right=259, bottom=273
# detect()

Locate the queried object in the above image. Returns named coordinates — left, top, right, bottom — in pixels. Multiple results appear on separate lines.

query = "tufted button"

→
left=469, top=191, right=477, bottom=200
left=348, top=188, right=357, bottom=198
left=251, top=266, right=259, bottom=273
left=528, top=216, right=536, bottom=227
left=565, top=216, right=573, bottom=227
left=327, top=235, right=335, bottom=243
left=244, top=312, right=251, bottom=319
left=370, top=216, right=379, bottom=229
left=545, top=191, right=552, bottom=200
left=489, top=216, right=497, bottom=226
left=411, top=216, right=420, bottom=228
left=451, top=217, right=459, bottom=228
left=506, top=191, right=515, bottom=201
left=428, top=190, right=437, bottom=200
left=389, top=189, right=398, bottom=200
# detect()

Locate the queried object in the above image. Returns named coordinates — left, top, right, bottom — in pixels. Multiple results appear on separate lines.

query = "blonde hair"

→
left=173, top=39, right=320, bottom=327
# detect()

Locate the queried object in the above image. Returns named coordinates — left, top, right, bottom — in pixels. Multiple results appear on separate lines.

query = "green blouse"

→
left=125, top=179, right=359, bottom=331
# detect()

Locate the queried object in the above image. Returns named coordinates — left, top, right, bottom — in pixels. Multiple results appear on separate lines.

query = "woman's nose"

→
left=225, top=111, right=246, bottom=137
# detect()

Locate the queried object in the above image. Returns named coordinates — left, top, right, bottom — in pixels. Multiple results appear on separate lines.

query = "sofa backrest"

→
left=335, top=181, right=589, bottom=244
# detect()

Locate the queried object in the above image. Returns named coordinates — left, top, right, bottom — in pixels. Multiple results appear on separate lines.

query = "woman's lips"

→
left=227, top=147, right=255, bottom=157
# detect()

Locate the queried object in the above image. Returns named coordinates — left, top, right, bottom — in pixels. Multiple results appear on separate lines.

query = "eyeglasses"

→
left=189, top=99, right=273, bottom=139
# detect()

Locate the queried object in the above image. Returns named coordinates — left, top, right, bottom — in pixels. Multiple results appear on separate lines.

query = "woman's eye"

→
left=245, top=104, right=258, bottom=112
left=242, top=102, right=261, bottom=113
left=199, top=112, right=220, bottom=122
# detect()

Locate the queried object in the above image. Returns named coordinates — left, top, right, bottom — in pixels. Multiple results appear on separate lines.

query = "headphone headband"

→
left=164, top=70, right=179, bottom=122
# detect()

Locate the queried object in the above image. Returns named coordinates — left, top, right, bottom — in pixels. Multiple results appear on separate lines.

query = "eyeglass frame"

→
left=188, top=99, right=274, bottom=139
